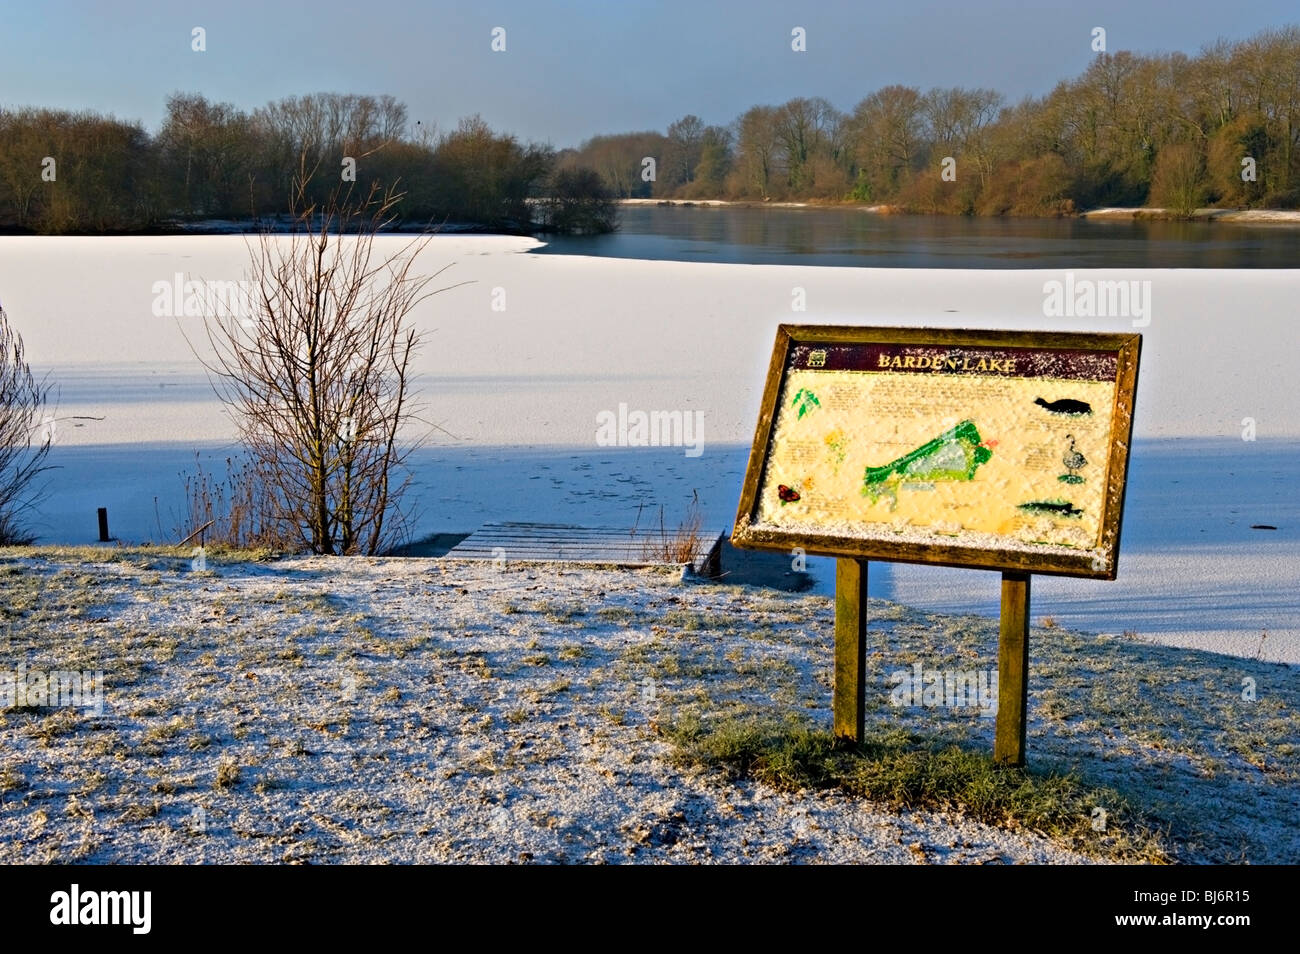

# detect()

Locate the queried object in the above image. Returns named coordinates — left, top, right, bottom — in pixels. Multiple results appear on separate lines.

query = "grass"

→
left=661, top=713, right=1171, bottom=863
left=0, top=543, right=283, bottom=565
left=171, top=453, right=293, bottom=550
left=214, top=755, right=242, bottom=789
left=595, top=606, right=637, bottom=623
left=1, top=548, right=1292, bottom=863
left=637, top=491, right=705, bottom=565
left=0, top=764, right=26, bottom=793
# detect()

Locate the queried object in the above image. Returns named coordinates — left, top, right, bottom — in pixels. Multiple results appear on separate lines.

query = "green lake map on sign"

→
left=753, top=362, right=1119, bottom=551
left=862, top=419, right=992, bottom=509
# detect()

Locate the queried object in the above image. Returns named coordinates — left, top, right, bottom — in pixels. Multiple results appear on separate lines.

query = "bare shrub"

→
left=1149, top=143, right=1207, bottom=218
left=191, top=164, right=462, bottom=555
left=638, top=491, right=705, bottom=565
left=171, top=454, right=285, bottom=549
left=0, top=304, right=53, bottom=544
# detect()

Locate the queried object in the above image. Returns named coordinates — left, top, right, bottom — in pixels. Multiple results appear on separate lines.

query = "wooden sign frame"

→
left=733, top=325, right=1141, bottom=579
left=732, top=325, right=1142, bottom=765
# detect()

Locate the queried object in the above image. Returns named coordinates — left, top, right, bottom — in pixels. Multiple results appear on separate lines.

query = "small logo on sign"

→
left=808, top=350, right=827, bottom=368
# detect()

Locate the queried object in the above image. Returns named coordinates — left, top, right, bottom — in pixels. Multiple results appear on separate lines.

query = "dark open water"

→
left=534, top=205, right=1300, bottom=268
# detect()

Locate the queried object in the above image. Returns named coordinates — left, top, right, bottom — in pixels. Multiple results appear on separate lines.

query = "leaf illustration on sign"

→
left=791, top=388, right=821, bottom=419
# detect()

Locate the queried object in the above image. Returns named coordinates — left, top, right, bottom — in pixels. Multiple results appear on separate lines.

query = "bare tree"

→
left=923, top=87, right=1004, bottom=189
left=850, top=85, right=926, bottom=198
left=692, top=124, right=734, bottom=195
left=0, top=304, right=53, bottom=544
left=566, top=131, right=668, bottom=198
left=539, top=166, right=619, bottom=233
left=193, top=165, right=460, bottom=554
left=734, top=105, right=783, bottom=198
left=775, top=97, right=843, bottom=192
left=664, top=114, right=706, bottom=189
left=158, top=93, right=258, bottom=217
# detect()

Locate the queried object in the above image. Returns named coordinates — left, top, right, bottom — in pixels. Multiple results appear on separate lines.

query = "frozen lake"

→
left=1, top=234, right=1296, bottom=661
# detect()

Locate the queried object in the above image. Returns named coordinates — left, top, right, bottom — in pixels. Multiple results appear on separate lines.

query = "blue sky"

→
left=3, top=1, right=1295, bottom=146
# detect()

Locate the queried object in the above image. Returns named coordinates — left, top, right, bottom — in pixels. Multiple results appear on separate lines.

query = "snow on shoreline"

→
left=621, top=199, right=1300, bottom=225
left=1081, top=207, right=1300, bottom=224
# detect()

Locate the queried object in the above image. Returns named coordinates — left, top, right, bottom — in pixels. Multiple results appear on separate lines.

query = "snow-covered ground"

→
left=0, top=235, right=1296, bottom=662
left=2, top=552, right=1294, bottom=864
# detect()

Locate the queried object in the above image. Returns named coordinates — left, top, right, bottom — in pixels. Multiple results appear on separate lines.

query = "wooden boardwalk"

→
left=444, top=522, right=723, bottom=575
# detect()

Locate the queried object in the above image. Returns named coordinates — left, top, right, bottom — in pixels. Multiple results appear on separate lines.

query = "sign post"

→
left=733, top=325, right=1141, bottom=765
left=994, top=571, right=1031, bottom=766
left=834, top=557, right=868, bottom=743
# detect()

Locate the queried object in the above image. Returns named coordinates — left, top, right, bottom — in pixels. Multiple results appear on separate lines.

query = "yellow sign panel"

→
left=733, top=326, right=1142, bottom=579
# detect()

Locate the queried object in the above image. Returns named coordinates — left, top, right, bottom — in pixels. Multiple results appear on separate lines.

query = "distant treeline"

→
left=2, top=26, right=1297, bottom=232
left=0, top=95, right=615, bottom=234
left=561, top=26, right=1300, bottom=215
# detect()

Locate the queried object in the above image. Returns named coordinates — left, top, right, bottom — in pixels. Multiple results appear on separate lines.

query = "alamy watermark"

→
left=151, top=273, right=256, bottom=326
left=50, top=884, right=150, bottom=934
left=888, top=661, right=997, bottom=717
left=596, top=403, right=704, bottom=458
left=1042, top=272, right=1151, bottom=327
left=1, top=661, right=104, bottom=715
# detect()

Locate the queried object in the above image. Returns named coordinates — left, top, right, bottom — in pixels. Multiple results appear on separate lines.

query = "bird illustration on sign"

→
left=1058, top=434, right=1087, bottom=484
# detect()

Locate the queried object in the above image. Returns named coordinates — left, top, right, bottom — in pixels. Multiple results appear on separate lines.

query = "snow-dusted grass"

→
left=0, top=549, right=1294, bottom=864
left=664, top=718, right=1167, bottom=862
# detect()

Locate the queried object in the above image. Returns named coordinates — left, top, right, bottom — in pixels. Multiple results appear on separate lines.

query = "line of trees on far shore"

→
left=0, top=96, right=616, bottom=235
left=561, top=26, right=1300, bottom=216
left=1, top=25, right=1297, bottom=232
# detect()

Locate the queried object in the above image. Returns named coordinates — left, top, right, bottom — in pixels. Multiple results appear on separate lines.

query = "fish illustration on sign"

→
left=1018, top=499, right=1084, bottom=518
left=1034, top=396, right=1092, bottom=416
